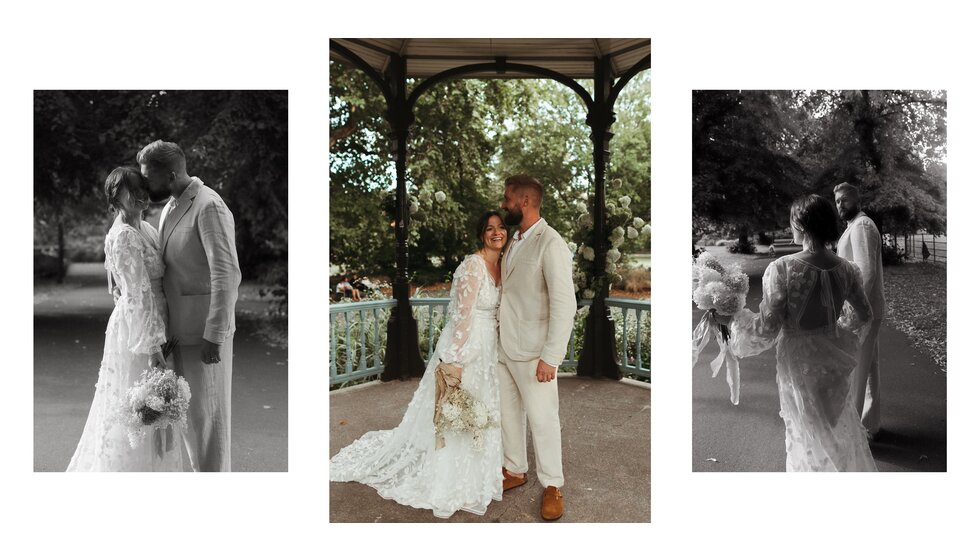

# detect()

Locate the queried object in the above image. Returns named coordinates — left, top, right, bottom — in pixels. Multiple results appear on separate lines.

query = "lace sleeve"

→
left=839, top=261, right=874, bottom=341
left=108, top=228, right=166, bottom=356
left=730, top=260, right=786, bottom=358
left=437, top=256, right=483, bottom=366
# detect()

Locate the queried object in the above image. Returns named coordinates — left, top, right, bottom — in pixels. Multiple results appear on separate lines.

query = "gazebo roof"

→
left=330, top=38, right=650, bottom=79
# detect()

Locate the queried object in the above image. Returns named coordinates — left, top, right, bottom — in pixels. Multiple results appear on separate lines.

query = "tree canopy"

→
left=329, top=60, right=651, bottom=280
left=34, top=90, right=288, bottom=293
left=693, top=90, right=946, bottom=239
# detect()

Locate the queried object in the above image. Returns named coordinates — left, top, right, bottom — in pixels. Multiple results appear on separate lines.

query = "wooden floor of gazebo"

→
left=329, top=375, right=650, bottom=522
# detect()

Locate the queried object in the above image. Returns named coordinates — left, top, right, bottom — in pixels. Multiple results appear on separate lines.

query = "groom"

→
left=835, top=182, right=885, bottom=438
left=497, top=175, right=576, bottom=521
left=139, top=140, right=242, bottom=472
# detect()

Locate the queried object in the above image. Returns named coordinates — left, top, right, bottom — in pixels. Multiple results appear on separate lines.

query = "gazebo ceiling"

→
left=330, top=38, right=650, bottom=80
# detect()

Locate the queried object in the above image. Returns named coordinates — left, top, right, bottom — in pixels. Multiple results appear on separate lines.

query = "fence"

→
left=903, top=233, right=947, bottom=264
left=329, top=297, right=651, bottom=388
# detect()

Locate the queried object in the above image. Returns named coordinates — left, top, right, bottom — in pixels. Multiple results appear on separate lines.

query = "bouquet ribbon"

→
left=152, top=425, right=176, bottom=459
left=433, top=362, right=462, bottom=449
left=692, top=311, right=741, bottom=405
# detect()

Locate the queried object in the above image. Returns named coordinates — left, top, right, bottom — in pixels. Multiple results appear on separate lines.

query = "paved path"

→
left=329, top=376, right=650, bottom=522
left=692, top=248, right=946, bottom=472
left=34, top=263, right=288, bottom=472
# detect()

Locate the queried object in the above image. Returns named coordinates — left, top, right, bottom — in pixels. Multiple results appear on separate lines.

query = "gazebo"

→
left=329, top=38, right=651, bottom=381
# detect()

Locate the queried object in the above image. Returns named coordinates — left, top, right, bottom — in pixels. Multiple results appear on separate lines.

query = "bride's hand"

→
left=149, top=351, right=167, bottom=370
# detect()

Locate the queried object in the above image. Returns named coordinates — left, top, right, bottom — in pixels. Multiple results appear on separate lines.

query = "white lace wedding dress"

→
left=67, top=218, right=184, bottom=471
left=729, top=255, right=877, bottom=472
left=330, top=254, right=503, bottom=518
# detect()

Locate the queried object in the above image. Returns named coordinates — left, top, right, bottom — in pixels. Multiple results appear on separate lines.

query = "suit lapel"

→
left=503, top=218, right=546, bottom=284
left=162, top=179, right=202, bottom=252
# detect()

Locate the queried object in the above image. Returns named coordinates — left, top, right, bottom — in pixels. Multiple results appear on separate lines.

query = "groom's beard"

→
left=839, top=207, right=858, bottom=222
left=503, top=209, right=523, bottom=226
left=148, top=189, right=171, bottom=203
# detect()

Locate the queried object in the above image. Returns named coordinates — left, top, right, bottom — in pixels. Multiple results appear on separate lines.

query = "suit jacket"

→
left=498, top=218, right=577, bottom=365
left=837, top=211, right=885, bottom=318
left=159, top=178, right=241, bottom=346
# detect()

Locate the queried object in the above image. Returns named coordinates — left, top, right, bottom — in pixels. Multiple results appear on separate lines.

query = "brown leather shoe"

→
left=541, top=486, right=564, bottom=521
left=502, top=468, right=527, bottom=491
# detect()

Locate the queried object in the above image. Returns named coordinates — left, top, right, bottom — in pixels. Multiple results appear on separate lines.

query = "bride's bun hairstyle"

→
left=790, top=194, right=840, bottom=246
left=137, top=139, right=186, bottom=173
left=104, top=166, right=148, bottom=213
left=475, top=210, right=506, bottom=248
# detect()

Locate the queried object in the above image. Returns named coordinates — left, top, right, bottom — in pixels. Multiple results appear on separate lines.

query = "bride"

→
left=330, top=210, right=508, bottom=518
left=67, top=167, right=183, bottom=471
left=712, top=194, right=876, bottom=472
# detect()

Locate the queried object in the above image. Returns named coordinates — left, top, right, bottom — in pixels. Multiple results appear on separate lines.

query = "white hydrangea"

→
left=583, top=289, right=595, bottom=299
left=577, top=213, right=593, bottom=228
left=567, top=241, right=577, bottom=254
left=409, top=201, right=420, bottom=214
left=627, top=226, right=639, bottom=239
left=612, top=178, right=623, bottom=189
left=605, top=261, right=617, bottom=274
left=641, top=224, right=651, bottom=236
left=633, top=217, right=644, bottom=229
left=610, top=236, right=624, bottom=248
left=619, top=196, right=631, bottom=208
left=606, top=248, right=621, bottom=263
left=612, top=226, right=625, bottom=239
left=582, top=247, right=595, bottom=261
left=434, top=191, right=446, bottom=203
left=576, top=201, right=588, bottom=213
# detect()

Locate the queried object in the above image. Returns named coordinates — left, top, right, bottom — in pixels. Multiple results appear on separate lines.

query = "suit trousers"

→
left=497, top=355, right=564, bottom=488
left=174, top=337, right=234, bottom=472
left=850, top=320, right=882, bottom=435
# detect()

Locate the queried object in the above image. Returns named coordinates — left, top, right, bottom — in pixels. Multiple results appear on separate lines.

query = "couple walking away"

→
left=67, top=140, right=241, bottom=472
left=330, top=175, right=577, bottom=520
left=707, top=182, right=885, bottom=472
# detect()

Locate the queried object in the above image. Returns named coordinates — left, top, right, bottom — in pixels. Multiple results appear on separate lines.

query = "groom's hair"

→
left=790, top=194, right=840, bottom=246
left=504, top=174, right=543, bottom=208
left=137, top=140, right=187, bottom=173
left=832, top=182, right=860, bottom=200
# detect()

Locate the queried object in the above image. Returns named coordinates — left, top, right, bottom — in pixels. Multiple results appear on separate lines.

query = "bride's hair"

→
left=790, top=194, right=840, bottom=246
left=475, top=210, right=506, bottom=249
left=104, top=166, right=148, bottom=213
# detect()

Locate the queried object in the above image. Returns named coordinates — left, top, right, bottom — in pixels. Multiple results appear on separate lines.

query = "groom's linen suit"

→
left=838, top=211, right=885, bottom=435
left=159, top=178, right=241, bottom=472
left=497, top=218, right=576, bottom=488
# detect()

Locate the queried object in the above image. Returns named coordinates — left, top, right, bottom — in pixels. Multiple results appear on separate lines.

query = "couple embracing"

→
left=330, top=175, right=577, bottom=520
left=67, top=140, right=241, bottom=472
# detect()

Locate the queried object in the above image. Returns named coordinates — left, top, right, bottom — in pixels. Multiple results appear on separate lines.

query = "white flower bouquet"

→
left=118, top=360, right=191, bottom=448
left=434, top=388, right=497, bottom=450
left=692, top=251, right=749, bottom=405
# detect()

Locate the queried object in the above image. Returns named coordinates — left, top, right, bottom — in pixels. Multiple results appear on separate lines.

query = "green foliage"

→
left=329, top=60, right=651, bottom=279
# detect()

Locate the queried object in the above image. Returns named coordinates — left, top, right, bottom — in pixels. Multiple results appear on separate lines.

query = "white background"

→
left=3, top=0, right=974, bottom=558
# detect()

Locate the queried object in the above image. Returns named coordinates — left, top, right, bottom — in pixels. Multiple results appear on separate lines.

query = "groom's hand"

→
left=535, top=360, right=557, bottom=383
left=201, top=340, right=221, bottom=365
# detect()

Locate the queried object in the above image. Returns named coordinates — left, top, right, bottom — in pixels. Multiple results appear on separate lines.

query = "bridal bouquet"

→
left=118, top=339, right=191, bottom=448
left=435, top=387, right=497, bottom=451
left=692, top=252, right=749, bottom=404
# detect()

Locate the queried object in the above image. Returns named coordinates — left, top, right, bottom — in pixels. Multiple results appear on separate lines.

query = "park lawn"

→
left=883, top=262, right=946, bottom=374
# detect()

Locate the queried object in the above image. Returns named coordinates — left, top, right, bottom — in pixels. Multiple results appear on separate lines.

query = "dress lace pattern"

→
left=330, top=254, right=503, bottom=518
left=67, top=220, right=183, bottom=471
left=728, top=255, right=877, bottom=472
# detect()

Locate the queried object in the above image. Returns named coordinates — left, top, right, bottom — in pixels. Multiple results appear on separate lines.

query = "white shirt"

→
left=837, top=211, right=886, bottom=318
left=505, top=217, right=543, bottom=270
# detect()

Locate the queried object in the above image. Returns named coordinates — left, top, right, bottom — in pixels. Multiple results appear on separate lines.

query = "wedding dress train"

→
left=330, top=254, right=503, bottom=517
left=729, top=255, right=877, bottom=472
